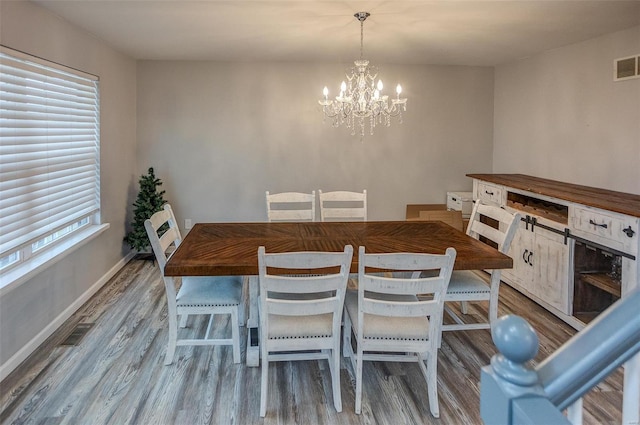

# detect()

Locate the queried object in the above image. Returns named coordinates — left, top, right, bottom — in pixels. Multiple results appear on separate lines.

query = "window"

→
left=0, top=46, right=101, bottom=278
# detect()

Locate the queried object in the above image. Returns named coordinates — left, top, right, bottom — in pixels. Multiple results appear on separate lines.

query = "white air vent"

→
left=614, top=54, right=640, bottom=81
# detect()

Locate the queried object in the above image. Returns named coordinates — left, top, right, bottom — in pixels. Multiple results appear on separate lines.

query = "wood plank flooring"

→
left=0, top=259, right=624, bottom=424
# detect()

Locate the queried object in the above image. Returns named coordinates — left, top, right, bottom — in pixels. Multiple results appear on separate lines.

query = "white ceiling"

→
left=31, top=1, right=640, bottom=66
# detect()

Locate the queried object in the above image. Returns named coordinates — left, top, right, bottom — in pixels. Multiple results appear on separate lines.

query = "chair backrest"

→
left=258, top=245, right=353, bottom=333
left=358, top=246, right=457, bottom=342
left=144, top=204, right=181, bottom=273
left=266, top=191, right=316, bottom=222
left=318, top=190, right=367, bottom=221
left=466, top=201, right=521, bottom=254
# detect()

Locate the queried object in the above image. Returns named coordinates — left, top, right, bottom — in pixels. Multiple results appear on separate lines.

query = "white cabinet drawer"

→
left=571, top=206, right=639, bottom=254
left=476, top=182, right=503, bottom=206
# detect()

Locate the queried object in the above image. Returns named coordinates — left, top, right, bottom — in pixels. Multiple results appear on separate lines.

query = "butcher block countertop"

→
left=467, top=174, right=640, bottom=218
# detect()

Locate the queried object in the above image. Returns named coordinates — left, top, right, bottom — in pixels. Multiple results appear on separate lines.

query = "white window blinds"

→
left=0, top=47, right=100, bottom=259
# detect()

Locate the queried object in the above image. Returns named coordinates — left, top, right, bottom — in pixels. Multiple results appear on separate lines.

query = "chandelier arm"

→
left=321, top=106, right=340, bottom=118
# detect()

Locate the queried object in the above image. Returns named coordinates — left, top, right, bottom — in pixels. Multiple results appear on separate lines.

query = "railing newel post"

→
left=480, top=315, right=570, bottom=425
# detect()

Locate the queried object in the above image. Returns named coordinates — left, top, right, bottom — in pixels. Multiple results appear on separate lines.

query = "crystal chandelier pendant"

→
left=318, top=12, right=407, bottom=137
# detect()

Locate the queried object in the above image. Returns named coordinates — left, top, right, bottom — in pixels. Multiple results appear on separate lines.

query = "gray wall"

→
left=493, top=25, right=640, bottom=194
left=136, top=61, right=495, bottom=227
left=0, top=1, right=137, bottom=366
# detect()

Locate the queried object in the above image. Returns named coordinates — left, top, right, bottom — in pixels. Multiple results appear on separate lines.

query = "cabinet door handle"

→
left=589, top=219, right=608, bottom=229
left=623, top=226, right=636, bottom=238
left=527, top=252, right=533, bottom=266
left=523, top=249, right=529, bottom=263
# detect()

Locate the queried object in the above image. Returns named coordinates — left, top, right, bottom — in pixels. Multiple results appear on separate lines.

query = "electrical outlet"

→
left=184, top=219, right=192, bottom=229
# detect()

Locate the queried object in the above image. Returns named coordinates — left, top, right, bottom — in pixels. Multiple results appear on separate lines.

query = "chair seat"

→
left=446, top=271, right=491, bottom=295
left=345, top=290, right=429, bottom=340
left=176, top=276, right=243, bottom=307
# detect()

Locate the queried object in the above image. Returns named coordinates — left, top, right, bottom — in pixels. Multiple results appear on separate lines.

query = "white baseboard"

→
left=0, top=251, right=136, bottom=382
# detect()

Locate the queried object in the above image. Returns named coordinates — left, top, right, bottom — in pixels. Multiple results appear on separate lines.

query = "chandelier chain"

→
left=360, top=17, right=364, bottom=60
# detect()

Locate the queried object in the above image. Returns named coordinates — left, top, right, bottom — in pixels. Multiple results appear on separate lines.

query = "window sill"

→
left=0, top=223, right=110, bottom=296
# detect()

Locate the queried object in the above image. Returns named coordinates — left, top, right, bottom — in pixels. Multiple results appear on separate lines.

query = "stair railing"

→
left=480, top=287, right=640, bottom=425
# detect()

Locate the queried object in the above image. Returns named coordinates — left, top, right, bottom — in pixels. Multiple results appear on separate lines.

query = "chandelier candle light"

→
left=319, top=12, right=407, bottom=137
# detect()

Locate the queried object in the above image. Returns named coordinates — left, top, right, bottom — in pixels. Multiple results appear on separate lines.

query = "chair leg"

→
left=231, top=308, right=241, bottom=364
left=460, top=301, right=469, bottom=314
left=179, top=314, right=188, bottom=328
left=260, top=351, right=269, bottom=417
left=238, top=302, right=247, bottom=326
left=420, top=351, right=440, bottom=418
left=165, top=313, right=178, bottom=365
left=331, top=340, right=342, bottom=412
left=489, top=298, right=499, bottom=325
left=343, top=310, right=352, bottom=358
left=238, top=276, right=248, bottom=327
left=489, top=276, right=501, bottom=324
left=355, top=345, right=364, bottom=414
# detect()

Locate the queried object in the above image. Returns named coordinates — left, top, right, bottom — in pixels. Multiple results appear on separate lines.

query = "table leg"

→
left=246, top=275, right=260, bottom=367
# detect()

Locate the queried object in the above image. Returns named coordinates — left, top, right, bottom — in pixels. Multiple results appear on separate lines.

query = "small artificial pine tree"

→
left=124, top=167, right=167, bottom=252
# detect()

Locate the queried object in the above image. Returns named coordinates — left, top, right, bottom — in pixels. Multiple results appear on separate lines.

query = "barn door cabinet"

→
left=503, top=221, right=571, bottom=314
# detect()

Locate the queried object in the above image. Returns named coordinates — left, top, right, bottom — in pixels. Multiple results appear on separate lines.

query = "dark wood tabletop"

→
left=164, top=221, right=513, bottom=276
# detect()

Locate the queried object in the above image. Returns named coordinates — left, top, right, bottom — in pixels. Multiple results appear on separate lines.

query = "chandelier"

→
left=318, top=12, right=407, bottom=137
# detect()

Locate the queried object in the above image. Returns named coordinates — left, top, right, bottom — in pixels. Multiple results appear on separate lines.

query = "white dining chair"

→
left=343, top=246, right=456, bottom=417
left=145, top=204, right=244, bottom=365
left=442, top=200, right=521, bottom=332
left=318, top=190, right=367, bottom=221
left=257, top=245, right=353, bottom=417
left=265, top=191, right=316, bottom=222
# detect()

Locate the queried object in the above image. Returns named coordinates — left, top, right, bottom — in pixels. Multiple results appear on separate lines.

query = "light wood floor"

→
left=1, top=259, right=623, bottom=424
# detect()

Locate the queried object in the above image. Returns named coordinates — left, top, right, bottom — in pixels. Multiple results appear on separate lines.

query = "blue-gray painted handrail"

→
left=481, top=287, right=640, bottom=424
left=536, top=287, right=640, bottom=410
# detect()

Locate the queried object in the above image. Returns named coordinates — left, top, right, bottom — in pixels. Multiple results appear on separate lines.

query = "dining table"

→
left=164, top=220, right=513, bottom=366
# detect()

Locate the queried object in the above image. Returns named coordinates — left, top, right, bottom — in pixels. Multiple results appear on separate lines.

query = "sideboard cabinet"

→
left=468, top=174, right=640, bottom=425
left=468, top=173, right=640, bottom=329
